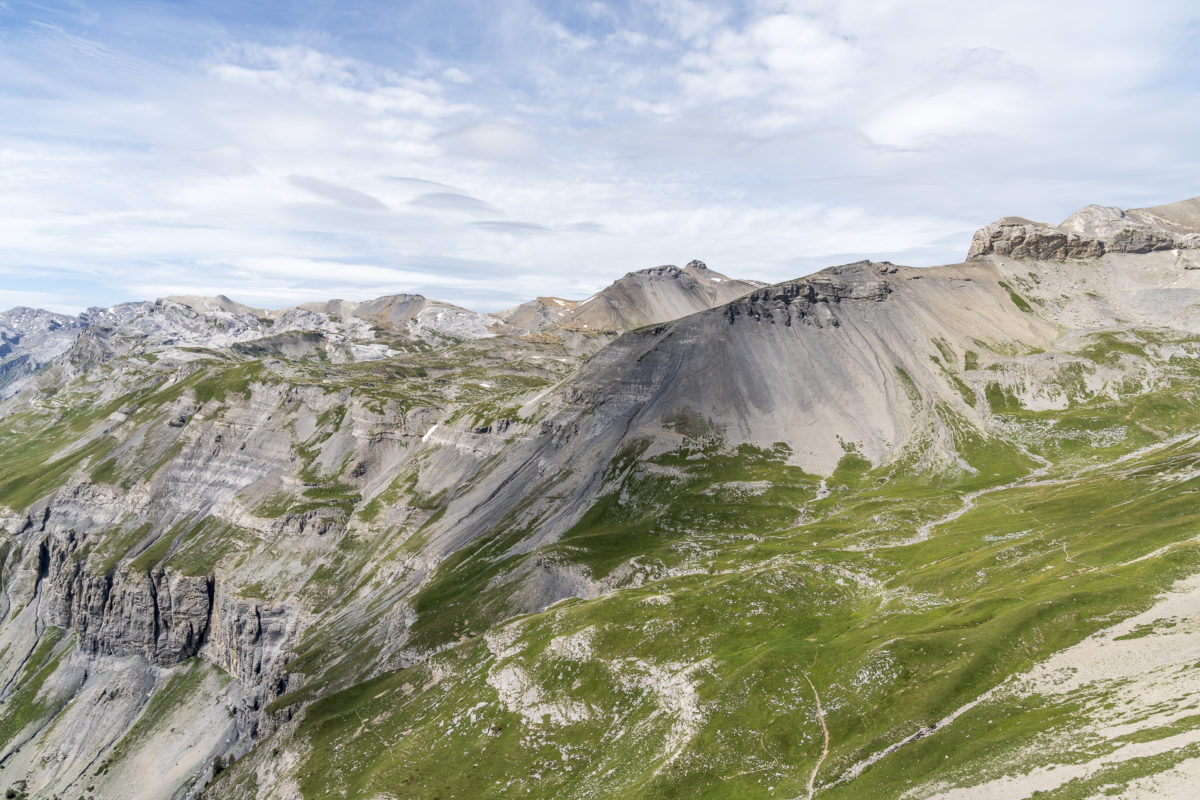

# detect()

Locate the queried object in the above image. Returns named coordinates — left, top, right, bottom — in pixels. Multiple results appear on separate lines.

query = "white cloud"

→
left=286, top=176, right=390, bottom=210
left=653, top=0, right=731, bottom=42
left=1, top=1, right=1198, bottom=315
left=862, top=85, right=1032, bottom=148
left=435, top=121, right=545, bottom=161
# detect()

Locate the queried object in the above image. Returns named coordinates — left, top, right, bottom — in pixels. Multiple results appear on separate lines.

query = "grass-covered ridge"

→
left=248, top=423, right=1200, bottom=799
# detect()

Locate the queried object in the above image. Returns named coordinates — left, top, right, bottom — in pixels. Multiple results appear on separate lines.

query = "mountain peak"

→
left=561, top=260, right=763, bottom=331
left=163, top=294, right=267, bottom=316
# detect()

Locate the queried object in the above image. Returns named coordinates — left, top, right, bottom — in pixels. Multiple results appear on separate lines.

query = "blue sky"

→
left=3, top=0, right=1200, bottom=313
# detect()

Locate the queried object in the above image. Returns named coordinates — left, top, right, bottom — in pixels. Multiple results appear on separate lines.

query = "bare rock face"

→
left=498, top=297, right=580, bottom=334
left=6, top=476, right=297, bottom=747
left=1060, top=204, right=1200, bottom=253
left=971, top=197, right=1200, bottom=262
left=722, top=261, right=893, bottom=327
left=32, top=528, right=221, bottom=667
left=203, top=591, right=293, bottom=733
left=968, top=217, right=1106, bottom=260
left=0, top=307, right=81, bottom=398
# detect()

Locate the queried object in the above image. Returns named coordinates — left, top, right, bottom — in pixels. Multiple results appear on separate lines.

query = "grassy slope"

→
left=209, top=329, right=1200, bottom=800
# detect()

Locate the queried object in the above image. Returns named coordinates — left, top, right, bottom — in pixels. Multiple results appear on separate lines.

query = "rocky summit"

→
left=5, top=203, right=1200, bottom=800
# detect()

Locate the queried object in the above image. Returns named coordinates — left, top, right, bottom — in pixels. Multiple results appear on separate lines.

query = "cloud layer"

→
left=2, top=0, right=1199, bottom=313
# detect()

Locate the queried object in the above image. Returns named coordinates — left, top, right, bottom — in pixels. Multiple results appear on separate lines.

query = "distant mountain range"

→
left=0, top=259, right=758, bottom=400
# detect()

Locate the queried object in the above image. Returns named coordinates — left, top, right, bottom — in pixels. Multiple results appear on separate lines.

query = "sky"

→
left=2, top=1, right=1199, bottom=314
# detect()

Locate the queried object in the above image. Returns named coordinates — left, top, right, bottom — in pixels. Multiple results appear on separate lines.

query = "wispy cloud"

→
left=287, top=175, right=389, bottom=210
left=470, top=220, right=553, bottom=235
left=410, top=192, right=500, bottom=215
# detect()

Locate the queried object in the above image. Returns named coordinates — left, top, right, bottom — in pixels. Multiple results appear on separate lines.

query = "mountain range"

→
left=3, top=198, right=1200, bottom=799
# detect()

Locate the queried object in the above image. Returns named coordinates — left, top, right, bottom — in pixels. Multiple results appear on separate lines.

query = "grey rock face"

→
left=28, top=526, right=281, bottom=672
left=722, top=263, right=892, bottom=327
left=968, top=218, right=1107, bottom=260
left=498, top=297, right=580, bottom=334
left=971, top=198, right=1200, bottom=262
left=1060, top=204, right=1200, bottom=253
left=204, top=592, right=293, bottom=720
left=13, top=518, right=293, bottom=738
left=303, top=293, right=502, bottom=341
left=0, top=307, right=81, bottom=398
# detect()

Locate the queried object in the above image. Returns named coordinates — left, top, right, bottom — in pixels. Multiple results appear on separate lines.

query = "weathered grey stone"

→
left=972, top=198, right=1200, bottom=262
left=967, top=218, right=1107, bottom=260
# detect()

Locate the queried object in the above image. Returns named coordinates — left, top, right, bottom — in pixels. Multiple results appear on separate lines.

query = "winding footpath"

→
left=801, top=673, right=830, bottom=800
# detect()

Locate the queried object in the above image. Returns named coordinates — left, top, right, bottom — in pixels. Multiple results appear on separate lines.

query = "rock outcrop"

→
left=968, top=217, right=1108, bottom=260
left=970, top=197, right=1200, bottom=261
left=23, top=525, right=291, bottom=690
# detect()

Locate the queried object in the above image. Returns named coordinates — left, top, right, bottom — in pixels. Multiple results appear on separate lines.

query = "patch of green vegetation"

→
left=0, top=627, right=69, bottom=747
left=165, top=517, right=249, bottom=575
left=193, top=361, right=267, bottom=404
left=998, top=281, right=1034, bottom=313
left=0, top=435, right=117, bottom=511
left=88, top=457, right=121, bottom=486
left=1077, top=331, right=1151, bottom=365
left=985, top=381, right=1024, bottom=413
left=1113, top=617, right=1178, bottom=641
left=932, top=338, right=956, bottom=364
left=255, top=491, right=295, bottom=519
left=128, top=528, right=177, bottom=572
left=930, top=353, right=977, bottom=407
left=89, top=522, right=154, bottom=575
left=302, top=482, right=362, bottom=502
